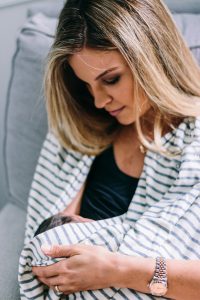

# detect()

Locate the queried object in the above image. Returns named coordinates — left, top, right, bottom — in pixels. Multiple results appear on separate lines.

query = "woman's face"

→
left=69, top=48, right=150, bottom=125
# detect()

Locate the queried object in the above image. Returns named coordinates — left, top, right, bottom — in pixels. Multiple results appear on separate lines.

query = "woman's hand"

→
left=62, top=214, right=94, bottom=223
left=32, top=244, right=118, bottom=295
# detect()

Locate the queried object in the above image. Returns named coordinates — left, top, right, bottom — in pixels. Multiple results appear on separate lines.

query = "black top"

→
left=80, top=146, right=139, bottom=220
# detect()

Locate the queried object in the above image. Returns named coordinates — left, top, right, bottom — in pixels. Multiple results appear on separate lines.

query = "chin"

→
left=117, top=116, right=135, bottom=126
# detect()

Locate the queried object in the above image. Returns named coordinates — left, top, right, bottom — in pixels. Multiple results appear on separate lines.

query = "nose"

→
left=93, top=88, right=113, bottom=109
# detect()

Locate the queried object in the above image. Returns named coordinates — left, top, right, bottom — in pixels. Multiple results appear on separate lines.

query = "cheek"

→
left=124, top=88, right=135, bottom=107
left=115, top=82, right=134, bottom=105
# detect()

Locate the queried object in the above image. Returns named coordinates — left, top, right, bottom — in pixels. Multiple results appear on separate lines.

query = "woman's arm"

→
left=114, top=254, right=200, bottom=300
left=62, top=184, right=85, bottom=215
left=32, top=244, right=200, bottom=299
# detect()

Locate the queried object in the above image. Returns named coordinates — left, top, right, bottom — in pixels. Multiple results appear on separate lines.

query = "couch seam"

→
left=3, top=37, right=21, bottom=202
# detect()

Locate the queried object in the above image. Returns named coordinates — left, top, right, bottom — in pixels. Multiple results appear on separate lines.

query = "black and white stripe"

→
left=19, top=117, right=200, bottom=299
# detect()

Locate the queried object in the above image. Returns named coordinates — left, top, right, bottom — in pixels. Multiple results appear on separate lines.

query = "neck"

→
left=116, top=125, right=141, bottom=150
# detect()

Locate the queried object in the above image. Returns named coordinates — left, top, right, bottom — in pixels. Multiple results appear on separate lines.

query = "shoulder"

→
left=164, top=117, right=200, bottom=154
left=184, top=117, right=200, bottom=155
left=176, top=117, right=200, bottom=171
left=41, top=131, right=94, bottom=169
left=181, top=117, right=200, bottom=149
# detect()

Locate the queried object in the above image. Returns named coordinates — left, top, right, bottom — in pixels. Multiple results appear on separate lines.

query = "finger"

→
left=74, top=216, right=94, bottom=222
left=38, top=276, right=72, bottom=295
left=80, top=218, right=93, bottom=222
left=38, top=275, right=62, bottom=287
left=41, top=244, right=80, bottom=258
left=32, top=261, right=61, bottom=278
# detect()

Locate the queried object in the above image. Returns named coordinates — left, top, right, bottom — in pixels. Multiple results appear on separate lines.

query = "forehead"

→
left=68, top=48, right=126, bottom=78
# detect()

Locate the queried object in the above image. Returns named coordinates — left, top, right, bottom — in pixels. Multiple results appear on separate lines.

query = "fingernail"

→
left=41, top=244, right=52, bottom=254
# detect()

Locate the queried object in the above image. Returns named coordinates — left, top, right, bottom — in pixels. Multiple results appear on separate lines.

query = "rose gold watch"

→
left=148, top=257, right=168, bottom=296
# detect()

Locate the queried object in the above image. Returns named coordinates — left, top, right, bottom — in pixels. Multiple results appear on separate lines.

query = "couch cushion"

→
left=165, top=0, right=200, bottom=14
left=27, top=0, right=64, bottom=18
left=4, top=13, right=57, bottom=210
left=0, top=203, right=26, bottom=300
left=174, top=14, right=200, bottom=65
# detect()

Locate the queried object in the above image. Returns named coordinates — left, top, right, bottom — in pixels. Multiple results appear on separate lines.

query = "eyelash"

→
left=103, top=76, right=120, bottom=85
left=84, top=76, right=120, bottom=93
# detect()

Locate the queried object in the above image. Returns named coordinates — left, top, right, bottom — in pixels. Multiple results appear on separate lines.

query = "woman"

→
left=19, top=0, right=200, bottom=299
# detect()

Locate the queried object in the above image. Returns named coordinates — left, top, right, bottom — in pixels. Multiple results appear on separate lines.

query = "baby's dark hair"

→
left=34, top=214, right=73, bottom=237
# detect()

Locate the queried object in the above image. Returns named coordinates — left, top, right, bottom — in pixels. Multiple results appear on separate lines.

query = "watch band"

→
left=148, top=257, right=168, bottom=296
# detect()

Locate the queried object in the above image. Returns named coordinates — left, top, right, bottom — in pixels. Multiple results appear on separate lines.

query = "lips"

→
left=107, top=106, right=125, bottom=116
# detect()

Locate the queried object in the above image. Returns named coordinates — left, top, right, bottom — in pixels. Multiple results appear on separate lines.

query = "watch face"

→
left=150, top=282, right=168, bottom=296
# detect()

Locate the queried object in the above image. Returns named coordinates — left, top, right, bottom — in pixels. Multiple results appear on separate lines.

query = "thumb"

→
left=41, top=244, right=79, bottom=258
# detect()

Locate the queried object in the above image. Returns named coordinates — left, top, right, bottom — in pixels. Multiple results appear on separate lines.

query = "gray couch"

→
left=1, top=1, right=200, bottom=299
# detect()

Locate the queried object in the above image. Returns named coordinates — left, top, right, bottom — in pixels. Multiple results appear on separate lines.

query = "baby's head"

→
left=34, top=214, right=74, bottom=237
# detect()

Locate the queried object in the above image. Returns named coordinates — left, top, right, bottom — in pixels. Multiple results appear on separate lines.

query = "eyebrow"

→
left=95, top=67, right=119, bottom=81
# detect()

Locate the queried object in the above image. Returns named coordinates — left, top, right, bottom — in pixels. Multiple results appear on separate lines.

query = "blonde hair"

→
left=45, top=0, right=200, bottom=155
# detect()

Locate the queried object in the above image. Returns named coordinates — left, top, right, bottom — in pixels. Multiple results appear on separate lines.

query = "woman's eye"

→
left=104, top=76, right=120, bottom=85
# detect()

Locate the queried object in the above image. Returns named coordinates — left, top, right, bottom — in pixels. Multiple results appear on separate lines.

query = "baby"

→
left=34, top=213, right=92, bottom=237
